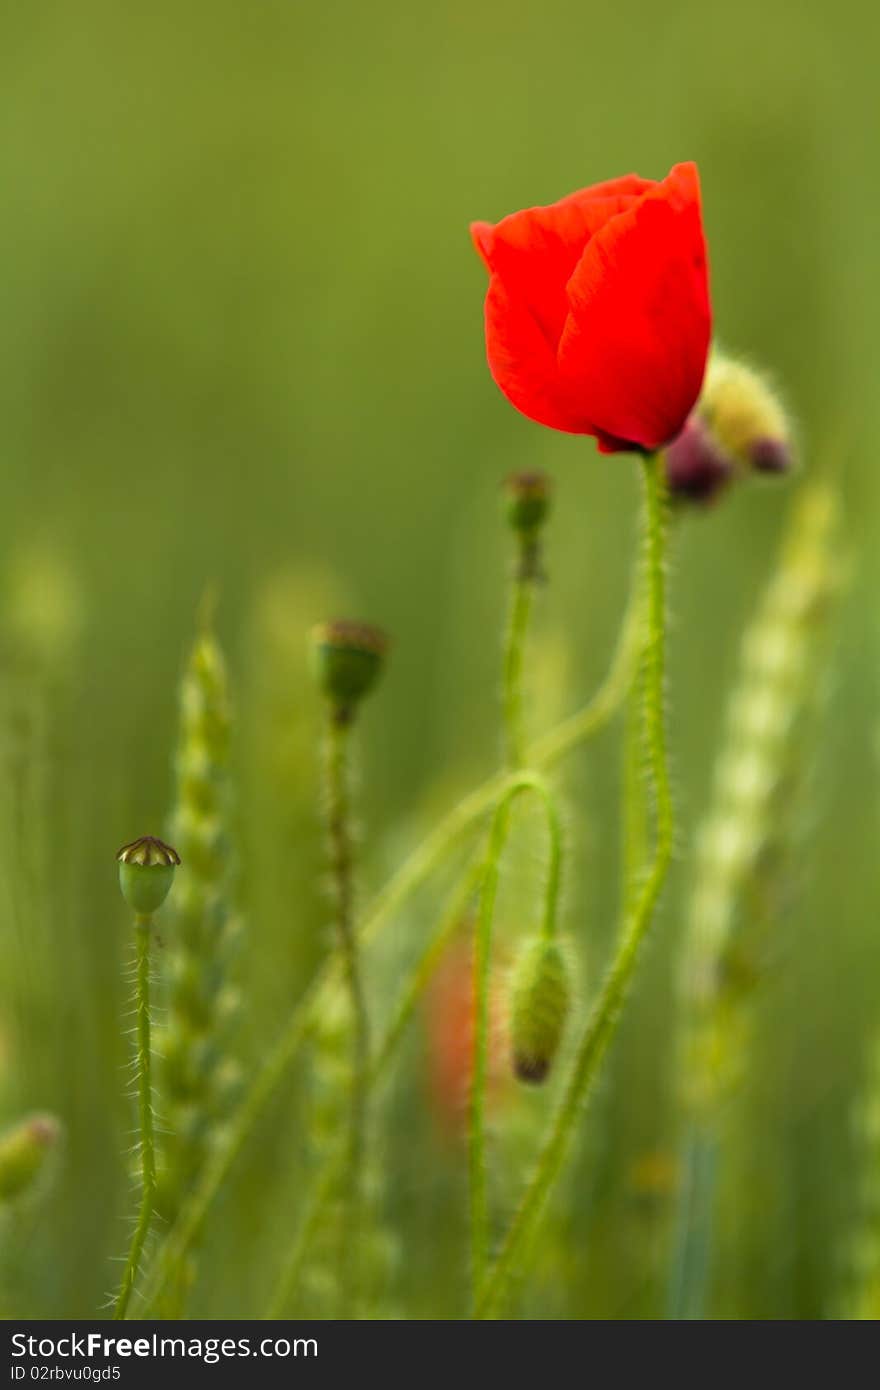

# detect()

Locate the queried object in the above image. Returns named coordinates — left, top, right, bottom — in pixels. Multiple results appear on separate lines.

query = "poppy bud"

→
left=510, top=937, right=571, bottom=1084
left=0, top=1113, right=61, bottom=1202
left=749, top=437, right=791, bottom=475
left=504, top=471, right=552, bottom=537
left=700, top=355, right=794, bottom=477
left=310, top=619, right=388, bottom=722
left=664, top=417, right=733, bottom=505
left=116, top=835, right=181, bottom=916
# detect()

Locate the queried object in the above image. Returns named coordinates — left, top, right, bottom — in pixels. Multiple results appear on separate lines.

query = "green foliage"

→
left=0, top=0, right=874, bottom=1321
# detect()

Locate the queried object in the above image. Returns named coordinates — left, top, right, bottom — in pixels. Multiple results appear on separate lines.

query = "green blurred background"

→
left=0, top=0, right=877, bottom=1318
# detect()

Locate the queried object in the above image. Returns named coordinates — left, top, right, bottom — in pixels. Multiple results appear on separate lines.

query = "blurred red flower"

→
left=425, top=937, right=508, bottom=1139
left=471, top=162, right=711, bottom=453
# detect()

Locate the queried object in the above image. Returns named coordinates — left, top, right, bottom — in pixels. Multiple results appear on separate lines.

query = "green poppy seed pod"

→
left=116, top=835, right=181, bottom=917
left=504, top=470, right=552, bottom=537
left=0, top=1113, right=61, bottom=1203
left=510, top=936, right=571, bottom=1084
left=310, top=619, right=389, bottom=721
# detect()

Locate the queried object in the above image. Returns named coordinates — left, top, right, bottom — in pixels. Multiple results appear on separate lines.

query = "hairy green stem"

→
left=621, top=657, right=648, bottom=915
left=475, top=453, right=673, bottom=1318
left=140, top=982, right=318, bottom=1315
left=359, top=564, right=641, bottom=952
left=502, top=569, right=535, bottom=769
left=139, top=576, right=642, bottom=1316
left=323, top=713, right=370, bottom=1315
left=469, top=772, right=563, bottom=1304
left=113, top=920, right=156, bottom=1320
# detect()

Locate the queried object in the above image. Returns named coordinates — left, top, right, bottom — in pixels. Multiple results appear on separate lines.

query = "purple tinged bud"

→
left=750, top=436, right=792, bottom=475
left=664, top=419, right=733, bottom=506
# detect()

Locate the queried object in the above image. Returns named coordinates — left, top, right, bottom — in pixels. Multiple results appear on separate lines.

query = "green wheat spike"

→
left=154, top=615, right=242, bottom=1280
left=670, top=482, right=844, bottom=1319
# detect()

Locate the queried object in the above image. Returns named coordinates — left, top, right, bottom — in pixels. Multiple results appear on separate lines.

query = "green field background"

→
left=0, top=0, right=876, bottom=1318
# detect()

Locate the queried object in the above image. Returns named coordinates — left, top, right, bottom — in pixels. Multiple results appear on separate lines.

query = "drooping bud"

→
left=664, top=417, right=733, bottom=506
left=510, top=937, right=571, bottom=1084
left=116, top=835, right=181, bottom=916
left=749, top=437, right=791, bottom=475
left=0, top=1113, right=62, bottom=1203
left=700, top=355, right=795, bottom=477
left=310, top=619, right=388, bottom=722
left=665, top=352, right=795, bottom=508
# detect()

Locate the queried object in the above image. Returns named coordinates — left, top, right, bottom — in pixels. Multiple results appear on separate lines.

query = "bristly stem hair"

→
left=501, top=472, right=549, bottom=769
left=502, top=569, right=536, bottom=769
left=323, top=710, right=370, bottom=1314
left=113, top=919, right=157, bottom=1320
left=475, top=451, right=673, bottom=1317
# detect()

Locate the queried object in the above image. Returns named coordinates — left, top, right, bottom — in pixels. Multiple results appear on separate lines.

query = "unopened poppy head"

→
left=116, top=835, right=180, bottom=916
left=310, top=619, right=389, bottom=721
left=471, top=163, right=711, bottom=454
left=664, top=417, right=733, bottom=506
left=665, top=351, right=796, bottom=506
left=700, top=354, right=795, bottom=475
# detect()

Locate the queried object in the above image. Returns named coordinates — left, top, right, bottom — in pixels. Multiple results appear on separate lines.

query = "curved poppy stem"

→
left=475, top=452, right=673, bottom=1318
left=469, top=771, right=563, bottom=1306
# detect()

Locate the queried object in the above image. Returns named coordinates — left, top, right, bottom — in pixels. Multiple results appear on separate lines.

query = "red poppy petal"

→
left=471, top=220, right=495, bottom=272
left=470, top=175, right=655, bottom=346
left=483, top=273, right=596, bottom=434
left=558, top=162, right=711, bottom=450
left=474, top=175, right=656, bottom=274
left=579, top=174, right=658, bottom=203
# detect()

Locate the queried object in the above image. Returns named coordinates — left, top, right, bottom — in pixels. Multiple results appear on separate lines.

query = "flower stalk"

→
left=310, top=619, right=387, bottom=1314
left=113, top=921, right=157, bottom=1322
left=322, top=710, right=370, bottom=1312
left=113, top=836, right=179, bottom=1320
left=501, top=472, right=551, bottom=769
left=475, top=451, right=672, bottom=1317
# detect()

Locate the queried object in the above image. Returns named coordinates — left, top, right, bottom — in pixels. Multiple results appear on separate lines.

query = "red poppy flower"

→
left=425, top=938, right=508, bottom=1139
left=471, top=162, right=711, bottom=453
